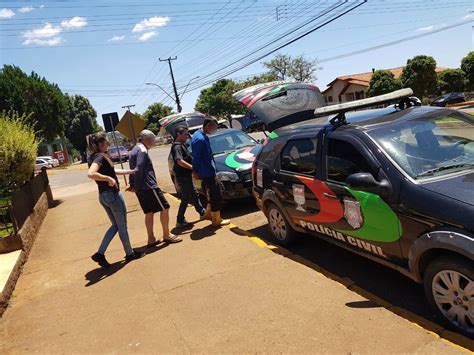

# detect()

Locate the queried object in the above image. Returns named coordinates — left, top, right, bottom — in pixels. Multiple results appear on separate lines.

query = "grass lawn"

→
left=0, top=226, right=13, bottom=238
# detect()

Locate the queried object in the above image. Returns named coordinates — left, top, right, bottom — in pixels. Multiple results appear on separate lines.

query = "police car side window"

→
left=280, top=138, right=317, bottom=176
left=327, top=138, right=374, bottom=183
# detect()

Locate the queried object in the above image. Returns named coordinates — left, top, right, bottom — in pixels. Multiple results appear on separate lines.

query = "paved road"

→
left=45, top=143, right=473, bottom=349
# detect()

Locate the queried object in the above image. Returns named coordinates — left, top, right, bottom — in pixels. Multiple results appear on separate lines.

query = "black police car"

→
left=167, top=128, right=262, bottom=203
left=233, top=82, right=474, bottom=336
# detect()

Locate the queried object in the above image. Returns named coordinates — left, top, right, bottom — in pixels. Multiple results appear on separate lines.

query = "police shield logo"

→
left=343, top=197, right=362, bottom=229
left=293, top=184, right=306, bottom=211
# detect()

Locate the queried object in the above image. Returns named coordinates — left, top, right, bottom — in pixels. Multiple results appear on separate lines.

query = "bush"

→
left=0, top=111, right=39, bottom=195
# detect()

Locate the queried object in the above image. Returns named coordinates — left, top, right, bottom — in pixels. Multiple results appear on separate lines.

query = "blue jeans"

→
left=177, top=177, right=205, bottom=223
left=98, top=190, right=133, bottom=255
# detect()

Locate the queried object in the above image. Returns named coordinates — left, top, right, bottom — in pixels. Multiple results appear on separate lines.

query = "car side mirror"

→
left=346, top=172, right=390, bottom=194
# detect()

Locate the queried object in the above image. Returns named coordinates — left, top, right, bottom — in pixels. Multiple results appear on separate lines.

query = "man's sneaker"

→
left=125, top=250, right=145, bottom=263
left=91, top=252, right=111, bottom=269
left=176, top=220, right=191, bottom=228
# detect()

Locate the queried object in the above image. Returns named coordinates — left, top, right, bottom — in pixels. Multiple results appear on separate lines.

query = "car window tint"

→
left=327, top=138, right=374, bottom=183
left=186, top=115, right=204, bottom=128
left=280, top=138, right=317, bottom=176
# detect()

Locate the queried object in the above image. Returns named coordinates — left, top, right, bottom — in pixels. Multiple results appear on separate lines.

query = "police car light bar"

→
left=313, top=88, right=414, bottom=118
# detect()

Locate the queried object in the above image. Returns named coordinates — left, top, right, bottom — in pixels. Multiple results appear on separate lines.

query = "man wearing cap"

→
left=171, top=125, right=207, bottom=227
left=191, top=117, right=230, bottom=227
left=129, top=130, right=182, bottom=245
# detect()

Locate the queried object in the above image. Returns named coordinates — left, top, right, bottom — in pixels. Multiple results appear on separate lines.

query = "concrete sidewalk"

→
left=0, top=183, right=468, bottom=353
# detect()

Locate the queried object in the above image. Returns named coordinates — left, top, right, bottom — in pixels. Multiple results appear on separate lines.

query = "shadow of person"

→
left=190, top=225, right=218, bottom=241
left=84, top=260, right=126, bottom=287
left=84, top=244, right=170, bottom=287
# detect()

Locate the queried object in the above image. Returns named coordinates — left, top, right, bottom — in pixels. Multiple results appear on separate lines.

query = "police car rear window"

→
left=280, top=138, right=317, bottom=176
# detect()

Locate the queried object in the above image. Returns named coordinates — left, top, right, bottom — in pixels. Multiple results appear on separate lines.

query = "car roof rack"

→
left=313, top=88, right=414, bottom=127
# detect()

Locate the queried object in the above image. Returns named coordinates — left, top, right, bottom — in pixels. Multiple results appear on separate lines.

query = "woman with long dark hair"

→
left=87, top=132, right=144, bottom=268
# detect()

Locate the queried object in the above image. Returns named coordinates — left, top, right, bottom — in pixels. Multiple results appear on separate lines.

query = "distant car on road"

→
left=108, top=146, right=129, bottom=162
left=431, top=92, right=465, bottom=107
left=168, top=128, right=262, bottom=204
left=37, top=156, right=59, bottom=167
left=35, top=159, right=51, bottom=171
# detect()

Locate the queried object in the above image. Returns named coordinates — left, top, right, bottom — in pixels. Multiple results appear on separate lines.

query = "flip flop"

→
left=146, top=240, right=162, bottom=248
left=163, top=234, right=183, bottom=244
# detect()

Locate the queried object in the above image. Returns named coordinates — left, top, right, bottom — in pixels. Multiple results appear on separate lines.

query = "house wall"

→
left=323, top=81, right=368, bottom=105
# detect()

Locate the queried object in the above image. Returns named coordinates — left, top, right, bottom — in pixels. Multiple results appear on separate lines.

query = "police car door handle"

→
left=272, top=180, right=284, bottom=187
left=323, top=192, right=338, bottom=199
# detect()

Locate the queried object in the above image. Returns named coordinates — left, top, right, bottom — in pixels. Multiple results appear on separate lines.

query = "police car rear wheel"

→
left=424, top=256, right=474, bottom=337
left=267, top=204, right=296, bottom=246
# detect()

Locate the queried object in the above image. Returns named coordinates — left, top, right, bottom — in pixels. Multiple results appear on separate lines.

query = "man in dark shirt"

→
left=191, top=117, right=230, bottom=227
left=171, top=126, right=206, bottom=227
left=129, top=130, right=182, bottom=245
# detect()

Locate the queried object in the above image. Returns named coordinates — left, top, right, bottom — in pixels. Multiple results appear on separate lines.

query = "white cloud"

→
left=40, top=5, right=45, bottom=8
left=108, top=35, right=126, bottom=42
left=132, top=16, right=170, bottom=33
left=462, top=13, right=474, bottom=20
left=416, top=25, right=435, bottom=32
left=22, top=23, right=63, bottom=46
left=19, top=6, right=34, bottom=13
left=0, top=8, right=15, bottom=19
left=138, top=31, right=157, bottom=41
left=61, top=16, right=87, bottom=29
left=22, top=16, right=88, bottom=46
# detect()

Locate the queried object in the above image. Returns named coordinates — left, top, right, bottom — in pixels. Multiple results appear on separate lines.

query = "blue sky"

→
left=1, top=0, right=473, bottom=127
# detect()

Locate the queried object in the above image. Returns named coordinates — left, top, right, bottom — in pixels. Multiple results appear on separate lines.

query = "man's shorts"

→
left=136, top=188, right=170, bottom=214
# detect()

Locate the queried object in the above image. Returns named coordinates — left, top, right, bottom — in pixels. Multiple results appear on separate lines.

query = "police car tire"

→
left=423, top=255, right=474, bottom=338
left=266, top=203, right=297, bottom=246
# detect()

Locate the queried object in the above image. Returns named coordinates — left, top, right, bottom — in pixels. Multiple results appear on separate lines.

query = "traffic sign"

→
left=102, top=112, right=119, bottom=132
left=115, top=111, right=146, bottom=143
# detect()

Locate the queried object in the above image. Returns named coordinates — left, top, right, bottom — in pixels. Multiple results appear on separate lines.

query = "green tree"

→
left=263, top=54, right=293, bottom=80
left=288, top=55, right=319, bottom=82
left=400, top=55, right=438, bottom=98
left=0, top=111, right=39, bottom=194
left=64, top=95, right=100, bottom=161
left=0, top=65, right=68, bottom=142
left=461, top=51, right=474, bottom=90
left=367, top=70, right=402, bottom=97
left=437, top=69, right=466, bottom=93
left=263, top=54, right=319, bottom=82
left=234, top=72, right=277, bottom=91
left=142, top=102, right=174, bottom=134
left=195, top=79, right=244, bottom=118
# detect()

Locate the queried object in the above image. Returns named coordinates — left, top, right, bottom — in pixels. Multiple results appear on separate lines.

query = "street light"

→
left=180, top=76, right=200, bottom=101
left=145, top=82, right=176, bottom=103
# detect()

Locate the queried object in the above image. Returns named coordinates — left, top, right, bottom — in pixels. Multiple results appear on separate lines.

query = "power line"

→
left=318, top=19, right=473, bottom=63
left=185, top=0, right=368, bottom=92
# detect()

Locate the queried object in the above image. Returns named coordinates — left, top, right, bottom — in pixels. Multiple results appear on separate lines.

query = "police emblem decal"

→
left=293, top=184, right=306, bottom=212
left=343, top=197, right=363, bottom=229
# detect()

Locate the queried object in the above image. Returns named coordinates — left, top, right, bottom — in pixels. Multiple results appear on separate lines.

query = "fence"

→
left=9, top=169, right=50, bottom=232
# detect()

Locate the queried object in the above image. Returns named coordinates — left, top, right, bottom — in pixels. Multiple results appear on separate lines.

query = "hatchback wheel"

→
left=267, top=203, right=296, bottom=246
left=424, top=255, right=474, bottom=337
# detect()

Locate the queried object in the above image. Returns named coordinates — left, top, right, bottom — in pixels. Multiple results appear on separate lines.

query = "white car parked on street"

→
left=35, top=159, right=51, bottom=171
left=37, top=156, right=60, bottom=167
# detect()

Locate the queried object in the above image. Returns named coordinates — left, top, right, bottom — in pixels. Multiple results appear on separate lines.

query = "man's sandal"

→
left=163, top=234, right=183, bottom=243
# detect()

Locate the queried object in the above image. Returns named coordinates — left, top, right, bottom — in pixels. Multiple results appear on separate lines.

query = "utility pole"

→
left=121, top=104, right=135, bottom=112
left=159, top=56, right=182, bottom=113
